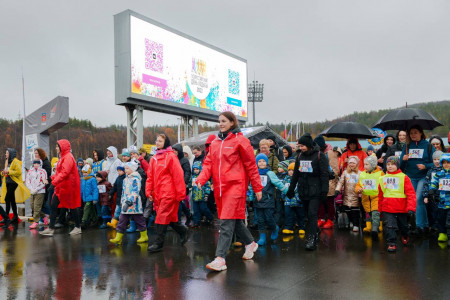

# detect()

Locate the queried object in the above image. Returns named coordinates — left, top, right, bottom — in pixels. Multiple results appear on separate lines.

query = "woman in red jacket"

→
left=196, top=112, right=263, bottom=271
left=146, top=134, right=188, bottom=253
left=40, top=139, right=82, bottom=236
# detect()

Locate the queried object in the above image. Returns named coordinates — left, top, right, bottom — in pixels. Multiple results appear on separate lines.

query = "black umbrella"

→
left=373, top=108, right=443, bottom=131
left=320, top=122, right=379, bottom=139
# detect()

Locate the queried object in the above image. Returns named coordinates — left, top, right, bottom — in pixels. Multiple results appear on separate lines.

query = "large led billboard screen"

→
left=114, top=10, right=248, bottom=122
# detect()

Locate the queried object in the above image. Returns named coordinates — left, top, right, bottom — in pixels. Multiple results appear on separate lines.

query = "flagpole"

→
left=21, top=69, right=26, bottom=181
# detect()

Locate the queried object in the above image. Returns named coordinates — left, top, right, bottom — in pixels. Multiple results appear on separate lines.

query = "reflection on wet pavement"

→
left=0, top=223, right=449, bottom=299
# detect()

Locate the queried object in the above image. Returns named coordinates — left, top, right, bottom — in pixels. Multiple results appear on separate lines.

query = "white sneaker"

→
left=69, top=227, right=82, bottom=235
left=206, top=257, right=227, bottom=271
left=243, top=241, right=258, bottom=260
left=40, top=228, right=54, bottom=236
left=352, top=226, right=359, bottom=232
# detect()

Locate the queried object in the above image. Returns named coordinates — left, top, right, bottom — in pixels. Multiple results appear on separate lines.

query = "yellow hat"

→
left=288, top=163, right=295, bottom=171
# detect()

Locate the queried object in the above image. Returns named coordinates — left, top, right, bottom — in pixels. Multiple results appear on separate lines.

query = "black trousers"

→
left=384, top=212, right=409, bottom=245
left=437, top=208, right=450, bottom=235
left=303, top=197, right=320, bottom=237
left=5, top=182, right=18, bottom=217
left=49, top=195, right=81, bottom=229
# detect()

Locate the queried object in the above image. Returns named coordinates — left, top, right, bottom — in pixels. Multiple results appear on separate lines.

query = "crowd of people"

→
left=1, top=111, right=450, bottom=272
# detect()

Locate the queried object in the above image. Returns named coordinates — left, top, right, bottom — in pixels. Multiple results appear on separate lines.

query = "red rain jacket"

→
left=146, top=147, right=186, bottom=224
left=339, top=140, right=368, bottom=173
left=378, top=170, right=417, bottom=213
left=51, top=139, right=81, bottom=209
left=197, top=131, right=263, bottom=219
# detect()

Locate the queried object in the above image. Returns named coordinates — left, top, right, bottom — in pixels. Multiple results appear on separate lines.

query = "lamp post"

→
left=248, top=81, right=264, bottom=126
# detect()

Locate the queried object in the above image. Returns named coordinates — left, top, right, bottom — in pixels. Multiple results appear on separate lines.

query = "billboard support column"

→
left=136, top=105, right=144, bottom=148
left=183, top=116, right=189, bottom=141
left=126, top=106, right=136, bottom=147
left=192, top=116, right=199, bottom=137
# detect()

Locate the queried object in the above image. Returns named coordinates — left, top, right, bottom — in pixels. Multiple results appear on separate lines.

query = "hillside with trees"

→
left=0, top=101, right=448, bottom=159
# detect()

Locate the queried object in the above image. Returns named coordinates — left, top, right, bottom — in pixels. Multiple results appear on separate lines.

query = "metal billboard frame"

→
left=114, top=10, right=248, bottom=146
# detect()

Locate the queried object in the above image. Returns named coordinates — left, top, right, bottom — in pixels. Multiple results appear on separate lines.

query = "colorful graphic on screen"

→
left=130, top=16, right=247, bottom=117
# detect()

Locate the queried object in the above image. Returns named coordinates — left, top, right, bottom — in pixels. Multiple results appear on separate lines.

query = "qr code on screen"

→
left=228, top=69, right=240, bottom=95
left=145, top=39, right=163, bottom=73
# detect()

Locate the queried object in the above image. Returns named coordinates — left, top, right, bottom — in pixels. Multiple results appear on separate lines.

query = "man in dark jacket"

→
left=192, top=146, right=205, bottom=164
left=287, top=133, right=329, bottom=251
left=173, top=144, right=192, bottom=225
left=267, top=134, right=285, bottom=161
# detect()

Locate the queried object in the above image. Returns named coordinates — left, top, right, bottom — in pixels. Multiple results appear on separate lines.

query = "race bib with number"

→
left=408, top=149, right=424, bottom=159
left=98, top=185, right=106, bottom=193
left=383, top=177, right=400, bottom=190
left=260, top=175, right=268, bottom=187
left=381, top=153, right=386, bottom=157
left=192, top=178, right=197, bottom=186
left=362, top=179, right=377, bottom=191
left=395, top=151, right=402, bottom=157
left=347, top=174, right=359, bottom=184
left=439, top=178, right=450, bottom=191
left=299, top=161, right=313, bottom=173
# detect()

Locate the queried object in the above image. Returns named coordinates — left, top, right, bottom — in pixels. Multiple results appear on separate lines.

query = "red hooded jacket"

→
left=51, top=139, right=81, bottom=209
left=339, top=139, right=367, bottom=173
left=378, top=169, right=416, bottom=213
left=146, top=147, right=186, bottom=225
left=196, top=131, right=263, bottom=219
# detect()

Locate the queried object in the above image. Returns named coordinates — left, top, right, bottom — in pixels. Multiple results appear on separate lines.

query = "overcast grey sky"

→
left=1, top=0, right=449, bottom=127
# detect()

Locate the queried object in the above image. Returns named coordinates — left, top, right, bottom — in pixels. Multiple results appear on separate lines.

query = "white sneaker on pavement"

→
left=242, top=241, right=258, bottom=260
left=69, top=227, right=82, bottom=235
left=206, top=257, right=227, bottom=271
left=40, top=228, right=54, bottom=236
left=352, top=226, right=359, bottom=232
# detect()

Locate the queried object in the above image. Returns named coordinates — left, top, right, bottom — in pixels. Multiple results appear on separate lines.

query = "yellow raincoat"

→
left=1, top=158, right=30, bottom=204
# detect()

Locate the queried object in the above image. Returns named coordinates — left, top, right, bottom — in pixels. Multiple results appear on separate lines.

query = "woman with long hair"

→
left=196, top=111, right=263, bottom=271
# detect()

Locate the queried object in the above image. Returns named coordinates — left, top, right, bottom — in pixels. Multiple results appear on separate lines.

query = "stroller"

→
left=335, top=193, right=350, bottom=230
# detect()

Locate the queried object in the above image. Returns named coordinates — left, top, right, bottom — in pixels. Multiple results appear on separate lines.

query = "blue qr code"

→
left=228, top=70, right=240, bottom=95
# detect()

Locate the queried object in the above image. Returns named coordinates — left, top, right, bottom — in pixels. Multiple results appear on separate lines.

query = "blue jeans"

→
left=113, top=205, right=122, bottom=220
left=193, top=201, right=213, bottom=225
left=101, top=205, right=111, bottom=221
left=284, top=206, right=305, bottom=230
left=255, top=207, right=276, bottom=232
left=411, top=177, right=428, bottom=229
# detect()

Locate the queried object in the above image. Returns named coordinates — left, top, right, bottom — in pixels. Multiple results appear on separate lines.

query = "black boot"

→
left=0, top=208, right=10, bottom=228
left=10, top=215, right=19, bottom=224
left=148, top=224, right=167, bottom=253
left=305, top=234, right=318, bottom=251
left=171, top=222, right=189, bottom=245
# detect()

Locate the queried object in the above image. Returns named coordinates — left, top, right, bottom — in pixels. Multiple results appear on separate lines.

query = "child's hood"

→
left=96, top=171, right=108, bottom=181
left=440, top=153, right=450, bottom=168
left=192, top=161, right=202, bottom=172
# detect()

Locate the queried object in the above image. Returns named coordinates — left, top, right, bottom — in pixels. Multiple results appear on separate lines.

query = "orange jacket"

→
left=378, top=170, right=416, bottom=213
left=339, top=140, right=367, bottom=173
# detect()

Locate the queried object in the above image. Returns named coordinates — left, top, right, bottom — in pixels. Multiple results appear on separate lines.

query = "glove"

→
left=408, top=210, right=415, bottom=218
left=334, top=191, right=340, bottom=198
left=286, top=189, right=295, bottom=199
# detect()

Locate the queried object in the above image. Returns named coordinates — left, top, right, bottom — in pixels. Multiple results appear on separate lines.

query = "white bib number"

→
left=383, top=177, right=400, bottom=190
left=439, top=179, right=450, bottom=191
left=260, top=175, right=268, bottom=187
left=98, top=185, right=106, bottom=193
left=192, top=178, right=196, bottom=186
left=395, top=151, right=402, bottom=157
left=347, top=174, right=359, bottom=184
left=299, top=161, right=313, bottom=173
left=362, top=179, right=377, bottom=191
left=408, top=149, right=424, bottom=159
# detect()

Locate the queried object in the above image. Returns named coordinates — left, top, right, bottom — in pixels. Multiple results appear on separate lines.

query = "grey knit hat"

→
left=364, top=156, right=378, bottom=171
left=433, top=150, right=443, bottom=160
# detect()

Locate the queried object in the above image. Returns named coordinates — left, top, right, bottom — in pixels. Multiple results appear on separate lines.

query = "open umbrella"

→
left=320, top=122, right=379, bottom=139
left=373, top=108, right=443, bottom=131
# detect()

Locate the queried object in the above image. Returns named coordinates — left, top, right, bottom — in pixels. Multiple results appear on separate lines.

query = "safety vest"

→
left=358, top=171, right=383, bottom=196
left=380, top=172, right=406, bottom=199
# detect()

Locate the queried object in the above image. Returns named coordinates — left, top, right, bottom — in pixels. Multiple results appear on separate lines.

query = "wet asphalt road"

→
left=0, top=222, right=449, bottom=300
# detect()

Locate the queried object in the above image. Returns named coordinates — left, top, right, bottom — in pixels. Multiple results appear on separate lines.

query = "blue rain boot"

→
left=271, top=225, right=279, bottom=241
left=257, top=233, right=266, bottom=246
left=99, top=218, right=110, bottom=229
left=126, top=220, right=136, bottom=233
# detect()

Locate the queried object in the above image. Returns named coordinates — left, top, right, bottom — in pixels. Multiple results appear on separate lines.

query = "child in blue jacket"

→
left=422, top=150, right=443, bottom=232
left=427, top=153, right=450, bottom=245
left=191, top=161, right=214, bottom=227
left=80, top=165, right=99, bottom=228
left=254, top=154, right=288, bottom=246
left=282, top=162, right=306, bottom=236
